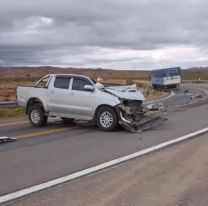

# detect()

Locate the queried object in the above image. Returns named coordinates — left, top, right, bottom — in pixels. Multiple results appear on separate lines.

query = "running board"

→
left=47, top=112, right=92, bottom=121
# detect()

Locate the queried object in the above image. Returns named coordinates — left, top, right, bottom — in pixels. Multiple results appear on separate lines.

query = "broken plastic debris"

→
left=119, top=111, right=167, bottom=133
left=0, top=136, right=17, bottom=144
left=146, top=103, right=165, bottom=111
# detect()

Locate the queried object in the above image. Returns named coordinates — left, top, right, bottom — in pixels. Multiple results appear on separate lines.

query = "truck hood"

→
left=104, top=84, right=145, bottom=101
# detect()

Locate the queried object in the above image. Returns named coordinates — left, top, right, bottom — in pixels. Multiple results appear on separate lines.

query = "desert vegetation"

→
left=0, top=66, right=207, bottom=101
left=0, top=67, right=150, bottom=101
left=0, top=107, right=25, bottom=119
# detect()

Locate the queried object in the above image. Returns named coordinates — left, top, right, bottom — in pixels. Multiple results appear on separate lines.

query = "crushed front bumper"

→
left=118, top=110, right=168, bottom=133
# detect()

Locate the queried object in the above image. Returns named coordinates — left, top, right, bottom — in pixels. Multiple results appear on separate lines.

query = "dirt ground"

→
left=0, top=80, right=34, bottom=101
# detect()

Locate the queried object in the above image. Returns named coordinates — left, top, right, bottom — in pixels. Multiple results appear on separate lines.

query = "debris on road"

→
left=145, top=102, right=165, bottom=111
left=0, top=136, right=17, bottom=144
left=189, top=92, right=204, bottom=100
left=119, top=110, right=167, bottom=133
left=184, top=89, right=189, bottom=94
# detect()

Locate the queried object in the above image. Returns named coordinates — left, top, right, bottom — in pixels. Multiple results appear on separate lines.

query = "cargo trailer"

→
left=151, top=67, right=181, bottom=89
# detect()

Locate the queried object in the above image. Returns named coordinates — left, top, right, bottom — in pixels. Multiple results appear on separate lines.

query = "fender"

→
left=26, top=96, right=47, bottom=113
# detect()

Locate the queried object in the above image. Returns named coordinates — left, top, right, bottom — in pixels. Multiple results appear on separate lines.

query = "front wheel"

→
left=28, top=105, right=47, bottom=127
left=96, top=106, right=118, bottom=132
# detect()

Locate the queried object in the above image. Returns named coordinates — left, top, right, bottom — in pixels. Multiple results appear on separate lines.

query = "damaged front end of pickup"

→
left=115, top=99, right=167, bottom=133
left=105, top=85, right=167, bottom=133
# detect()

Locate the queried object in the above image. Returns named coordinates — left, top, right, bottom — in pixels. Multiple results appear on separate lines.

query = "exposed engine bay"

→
left=117, top=99, right=167, bottom=133
left=119, top=99, right=143, bottom=121
left=102, top=85, right=167, bottom=133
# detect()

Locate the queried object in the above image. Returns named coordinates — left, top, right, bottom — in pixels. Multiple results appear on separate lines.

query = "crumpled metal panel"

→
left=0, top=137, right=17, bottom=144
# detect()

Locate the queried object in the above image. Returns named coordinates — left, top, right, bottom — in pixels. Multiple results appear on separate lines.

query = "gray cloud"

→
left=1, top=0, right=208, bottom=69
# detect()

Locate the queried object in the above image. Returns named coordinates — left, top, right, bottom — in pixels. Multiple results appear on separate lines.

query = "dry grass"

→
left=0, top=79, right=36, bottom=101
left=0, top=67, right=150, bottom=101
left=3, top=66, right=205, bottom=100
left=0, top=107, right=25, bottom=119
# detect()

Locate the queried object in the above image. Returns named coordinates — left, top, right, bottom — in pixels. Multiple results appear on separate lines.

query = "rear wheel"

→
left=28, top=105, right=47, bottom=127
left=96, top=106, right=118, bottom=132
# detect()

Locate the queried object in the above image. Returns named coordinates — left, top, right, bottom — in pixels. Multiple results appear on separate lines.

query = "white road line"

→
left=0, top=121, right=28, bottom=127
left=144, top=92, right=175, bottom=105
left=0, top=126, right=208, bottom=204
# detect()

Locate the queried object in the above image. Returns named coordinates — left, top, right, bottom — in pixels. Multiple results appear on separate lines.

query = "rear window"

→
left=54, top=77, right=71, bottom=89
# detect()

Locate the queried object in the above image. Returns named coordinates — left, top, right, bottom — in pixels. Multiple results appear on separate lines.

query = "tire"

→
left=61, top=117, right=74, bottom=124
left=28, top=105, right=47, bottom=127
left=96, top=106, right=118, bottom=132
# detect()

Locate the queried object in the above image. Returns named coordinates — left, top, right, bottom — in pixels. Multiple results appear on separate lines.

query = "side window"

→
left=72, top=78, right=92, bottom=91
left=54, top=77, right=71, bottom=89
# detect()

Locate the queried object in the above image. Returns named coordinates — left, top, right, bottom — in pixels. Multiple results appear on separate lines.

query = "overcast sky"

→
left=0, top=0, right=208, bottom=70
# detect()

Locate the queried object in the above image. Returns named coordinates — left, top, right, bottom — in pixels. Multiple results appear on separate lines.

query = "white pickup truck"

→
left=17, top=74, right=152, bottom=132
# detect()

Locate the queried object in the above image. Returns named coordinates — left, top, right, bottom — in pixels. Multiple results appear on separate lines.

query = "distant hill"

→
left=1, top=66, right=208, bottom=81
left=1, top=66, right=208, bottom=101
left=0, top=66, right=151, bottom=82
left=182, top=67, right=208, bottom=80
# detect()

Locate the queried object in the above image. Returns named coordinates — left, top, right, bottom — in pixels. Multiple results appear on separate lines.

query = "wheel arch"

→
left=26, top=98, right=45, bottom=114
left=94, top=104, right=119, bottom=120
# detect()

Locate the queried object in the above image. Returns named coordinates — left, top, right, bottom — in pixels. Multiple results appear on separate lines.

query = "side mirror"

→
left=84, top=85, right=94, bottom=92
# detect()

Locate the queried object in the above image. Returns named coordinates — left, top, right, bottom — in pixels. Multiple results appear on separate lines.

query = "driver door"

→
left=69, top=77, right=95, bottom=117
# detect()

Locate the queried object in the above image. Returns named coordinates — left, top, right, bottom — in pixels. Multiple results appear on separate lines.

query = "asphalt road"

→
left=156, top=86, right=204, bottom=108
left=11, top=133, right=208, bottom=206
left=0, top=85, right=207, bottom=203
